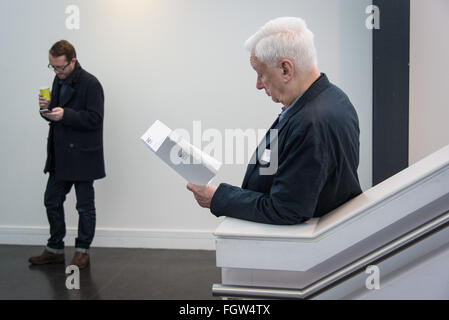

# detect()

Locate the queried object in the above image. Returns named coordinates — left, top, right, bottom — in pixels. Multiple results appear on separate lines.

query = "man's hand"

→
left=187, top=183, right=217, bottom=208
left=43, top=107, right=64, bottom=122
left=38, top=93, right=50, bottom=110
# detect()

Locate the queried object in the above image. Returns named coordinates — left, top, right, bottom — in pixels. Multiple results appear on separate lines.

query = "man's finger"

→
left=187, top=183, right=202, bottom=193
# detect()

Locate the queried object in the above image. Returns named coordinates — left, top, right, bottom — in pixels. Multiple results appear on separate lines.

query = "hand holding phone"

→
left=38, top=91, right=52, bottom=115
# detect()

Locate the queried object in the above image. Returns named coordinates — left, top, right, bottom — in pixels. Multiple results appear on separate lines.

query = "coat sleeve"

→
left=61, top=79, right=104, bottom=131
left=210, top=124, right=330, bottom=225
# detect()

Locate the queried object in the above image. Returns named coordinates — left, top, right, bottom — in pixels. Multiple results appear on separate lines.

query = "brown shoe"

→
left=70, top=252, right=90, bottom=270
left=29, top=249, right=65, bottom=265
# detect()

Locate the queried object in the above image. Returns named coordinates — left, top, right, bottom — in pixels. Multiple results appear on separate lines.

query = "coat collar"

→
left=51, top=61, right=82, bottom=107
left=241, top=73, right=331, bottom=187
left=63, top=61, right=82, bottom=87
left=275, top=73, right=330, bottom=134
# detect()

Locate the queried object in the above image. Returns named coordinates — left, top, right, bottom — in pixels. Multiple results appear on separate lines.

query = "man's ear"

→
left=280, top=59, right=294, bottom=81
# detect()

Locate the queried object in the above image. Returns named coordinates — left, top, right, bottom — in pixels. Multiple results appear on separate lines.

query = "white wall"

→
left=0, top=0, right=372, bottom=250
left=410, top=0, right=449, bottom=164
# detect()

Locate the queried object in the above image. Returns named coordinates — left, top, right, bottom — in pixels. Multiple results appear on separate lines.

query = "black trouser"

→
left=44, top=174, right=96, bottom=251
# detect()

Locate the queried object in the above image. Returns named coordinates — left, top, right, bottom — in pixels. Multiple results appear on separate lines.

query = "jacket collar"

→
left=63, top=61, right=82, bottom=87
left=275, top=73, right=330, bottom=133
left=241, top=73, right=331, bottom=187
left=51, top=61, right=82, bottom=107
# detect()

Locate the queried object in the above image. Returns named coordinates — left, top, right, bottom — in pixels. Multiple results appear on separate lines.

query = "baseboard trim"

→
left=0, top=226, right=216, bottom=250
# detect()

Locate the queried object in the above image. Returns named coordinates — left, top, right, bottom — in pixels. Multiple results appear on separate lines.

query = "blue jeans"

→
left=44, top=174, right=96, bottom=251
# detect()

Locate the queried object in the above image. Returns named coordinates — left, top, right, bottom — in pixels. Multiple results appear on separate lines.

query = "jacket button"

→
left=69, top=143, right=74, bottom=148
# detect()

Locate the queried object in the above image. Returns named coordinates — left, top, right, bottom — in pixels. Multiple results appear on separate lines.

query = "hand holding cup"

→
left=38, top=87, right=51, bottom=110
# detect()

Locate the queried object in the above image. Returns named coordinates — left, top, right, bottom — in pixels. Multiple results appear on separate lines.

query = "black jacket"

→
left=210, top=74, right=362, bottom=225
left=43, top=62, right=106, bottom=181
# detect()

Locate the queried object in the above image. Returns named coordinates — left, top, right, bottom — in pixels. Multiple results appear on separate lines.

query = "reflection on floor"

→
left=0, top=245, right=220, bottom=300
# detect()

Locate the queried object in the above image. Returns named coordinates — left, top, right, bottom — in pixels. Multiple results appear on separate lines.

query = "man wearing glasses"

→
left=29, top=40, right=105, bottom=270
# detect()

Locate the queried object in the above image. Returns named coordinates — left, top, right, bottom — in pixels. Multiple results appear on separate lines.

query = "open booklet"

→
left=140, top=120, right=222, bottom=185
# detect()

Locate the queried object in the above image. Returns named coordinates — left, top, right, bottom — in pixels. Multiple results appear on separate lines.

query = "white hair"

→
left=244, top=17, right=318, bottom=74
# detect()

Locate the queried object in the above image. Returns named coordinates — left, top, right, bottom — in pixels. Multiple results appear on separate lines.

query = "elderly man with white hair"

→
left=187, top=17, right=362, bottom=225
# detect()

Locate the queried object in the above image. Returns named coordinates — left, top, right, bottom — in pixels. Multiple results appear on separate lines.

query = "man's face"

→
left=49, top=55, right=76, bottom=80
left=250, top=54, right=285, bottom=104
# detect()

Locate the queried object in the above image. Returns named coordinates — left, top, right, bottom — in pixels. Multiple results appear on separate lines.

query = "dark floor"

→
left=0, top=245, right=221, bottom=300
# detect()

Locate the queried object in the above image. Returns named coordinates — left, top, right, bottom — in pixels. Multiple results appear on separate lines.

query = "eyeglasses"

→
left=48, top=61, right=71, bottom=71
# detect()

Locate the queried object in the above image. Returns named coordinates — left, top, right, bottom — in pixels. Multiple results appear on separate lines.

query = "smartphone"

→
left=39, top=109, right=51, bottom=114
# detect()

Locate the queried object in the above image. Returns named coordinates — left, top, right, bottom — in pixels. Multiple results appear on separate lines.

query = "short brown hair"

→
left=49, top=40, right=77, bottom=62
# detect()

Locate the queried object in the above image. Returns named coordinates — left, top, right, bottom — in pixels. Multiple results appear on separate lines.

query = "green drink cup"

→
left=40, top=87, right=51, bottom=100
